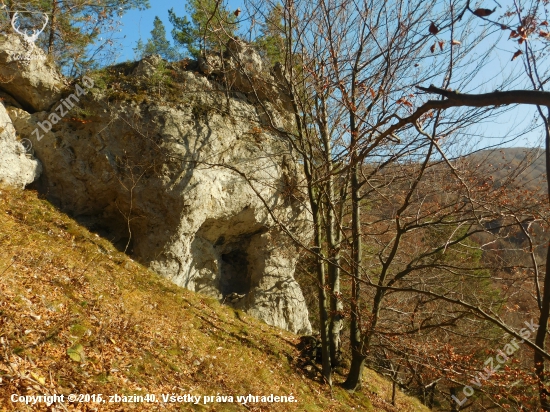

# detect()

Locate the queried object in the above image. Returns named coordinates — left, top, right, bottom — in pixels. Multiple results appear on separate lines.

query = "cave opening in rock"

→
left=193, top=209, right=269, bottom=300
left=219, top=248, right=251, bottom=296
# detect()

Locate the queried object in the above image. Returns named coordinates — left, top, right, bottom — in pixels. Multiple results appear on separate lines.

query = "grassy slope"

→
left=0, top=188, right=429, bottom=412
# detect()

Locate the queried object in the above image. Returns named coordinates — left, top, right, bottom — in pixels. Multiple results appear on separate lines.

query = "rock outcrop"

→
left=3, top=38, right=312, bottom=334
left=198, top=40, right=294, bottom=115
left=0, top=34, right=64, bottom=112
left=0, top=102, right=41, bottom=188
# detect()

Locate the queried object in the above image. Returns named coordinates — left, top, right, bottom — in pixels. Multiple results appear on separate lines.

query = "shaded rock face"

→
left=0, top=102, right=41, bottom=188
left=5, top=49, right=312, bottom=334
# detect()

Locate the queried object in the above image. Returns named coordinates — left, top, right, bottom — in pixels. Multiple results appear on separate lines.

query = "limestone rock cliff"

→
left=0, top=102, right=41, bottom=188
left=0, top=34, right=63, bottom=111
left=1, top=35, right=312, bottom=334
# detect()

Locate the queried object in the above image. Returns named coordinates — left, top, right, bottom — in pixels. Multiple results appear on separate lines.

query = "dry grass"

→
left=0, top=188, right=429, bottom=411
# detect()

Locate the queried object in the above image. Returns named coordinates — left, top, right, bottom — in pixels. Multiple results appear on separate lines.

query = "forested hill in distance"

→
left=465, top=147, right=547, bottom=193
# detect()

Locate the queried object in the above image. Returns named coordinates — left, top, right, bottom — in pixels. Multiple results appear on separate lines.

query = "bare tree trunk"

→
left=343, top=129, right=365, bottom=391
left=48, top=0, right=57, bottom=55
left=288, top=57, right=332, bottom=387
left=392, top=379, right=396, bottom=406
left=7, top=0, right=14, bottom=20
left=537, top=249, right=550, bottom=411
left=308, top=176, right=332, bottom=386
left=328, top=206, right=343, bottom=368
left=390, top=363, right=399, bottom=406
left=317, top=92, right=343, bottom=368
left=344, top=348, right=366, bottom=391
left=281, top=0, right=333, bottom=385
left=535, top=106, right=550, bottom=411
left=342, top=32, right=367, bottom=391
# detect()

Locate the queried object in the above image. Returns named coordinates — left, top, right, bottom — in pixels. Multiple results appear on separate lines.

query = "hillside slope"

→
left=0, top=188, right=429, bottom=411
left=466, top=147, right=546, bottom=192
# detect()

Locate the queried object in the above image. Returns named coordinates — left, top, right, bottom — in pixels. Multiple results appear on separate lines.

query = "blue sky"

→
left=116, top=0, right=242, bottom=62
left=114, top=1, right=542, bottom=149
left=5, top=1, right=544, bottom=148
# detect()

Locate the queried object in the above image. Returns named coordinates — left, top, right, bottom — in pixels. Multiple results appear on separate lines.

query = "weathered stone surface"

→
left=133, top=54, right=162, bottom=77
left=0, top=102, right=41, bottom=188
left=7, top=52, right=312, bottom=334
left=0, top=34, right=64, bottom=111
left=197, top=39, right=294, bottom=116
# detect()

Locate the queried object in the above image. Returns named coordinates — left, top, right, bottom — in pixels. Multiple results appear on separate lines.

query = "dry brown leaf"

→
left=511, top=50, right=523, bottom=61
left=473, top=8, right=496, bottom=17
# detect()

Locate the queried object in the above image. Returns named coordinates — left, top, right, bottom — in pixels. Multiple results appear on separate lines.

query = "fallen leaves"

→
left=0, top=189, right=416, bottom=412
left=67, top=343, right=85, bottom=362
left=30, top=372, right=46, bottom=385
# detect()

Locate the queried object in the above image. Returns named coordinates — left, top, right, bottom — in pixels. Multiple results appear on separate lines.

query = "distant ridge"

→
left=464, top=147, right=546, bottom=193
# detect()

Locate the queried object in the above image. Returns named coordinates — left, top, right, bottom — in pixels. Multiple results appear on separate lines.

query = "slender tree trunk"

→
left=392, top=379, right=396, bottom=406
left=317, top=93, right=343, bottom=368
left=283, top=1, right=331, bottom=386
left=316, top=232, right=332, bottom=386
left=343, top=39, right=366, bottom=391
left=344, top=348, right=365, bottom=390
left=536, top=250, right=550, bottom=410
left=535, top=106, right=550, bottom=411
left=428, top=382, right=436, bottom=408
left=48, top=0, right=57, bottom=55
left=343, top=129, right=365, bottom=390
left=390, top=363, right=399, bottom=406
left=328, top=217, right=343, bottom=368
left=7, top=1, right=14, bottom=20
left=309, top=182, right=332, bottom=386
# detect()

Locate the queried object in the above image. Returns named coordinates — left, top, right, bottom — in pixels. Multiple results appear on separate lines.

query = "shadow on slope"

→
left=0, top=188, right=429, bottom=412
